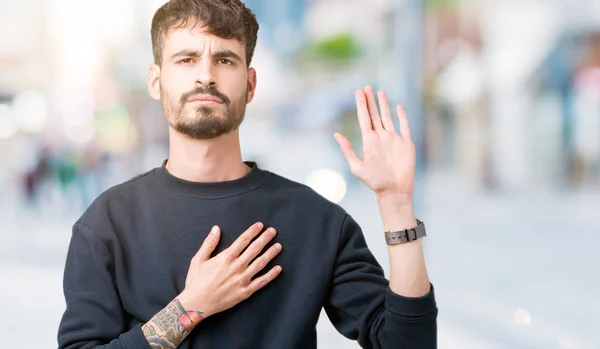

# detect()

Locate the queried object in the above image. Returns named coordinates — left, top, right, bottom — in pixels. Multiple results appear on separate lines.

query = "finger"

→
left=355, top=90, right=373, bottom=134
left=333, top=133, right=362, bottom=172
left=396, top=104, right=412, bottom=139
left=238, top=227, right=277, bottom=266
left=195, top=225, right=221, bottom=261
left=364, top=85, right=383, bottom=131
left=244, top=242, right=282, bottom=279
left=378, top=90, right=396, bottom=132
left=247, top=265, right=282, bottom=293
left=228, top=222, right=264, bottom=257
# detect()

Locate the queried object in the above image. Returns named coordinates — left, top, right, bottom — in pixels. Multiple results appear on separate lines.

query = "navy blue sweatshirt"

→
left=57, top=161, right=437, bottom=348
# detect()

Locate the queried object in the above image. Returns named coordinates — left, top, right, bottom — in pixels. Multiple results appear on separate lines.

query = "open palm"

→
left=334, top=86, right=416, bottom=200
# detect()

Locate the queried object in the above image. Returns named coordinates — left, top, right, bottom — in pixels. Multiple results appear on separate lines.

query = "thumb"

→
left=333, top=133, right=362, bottom=172
left=196, top=225, right=220, bottom=261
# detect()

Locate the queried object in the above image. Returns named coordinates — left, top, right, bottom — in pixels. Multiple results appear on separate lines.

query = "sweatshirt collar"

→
left=153, top=159, right=268, bottom=199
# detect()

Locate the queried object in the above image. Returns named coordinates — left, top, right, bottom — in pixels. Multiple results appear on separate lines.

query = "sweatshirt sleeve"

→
left=323, top=214, right=437, bottom=349
left=57, top=222, right=150, bottom=349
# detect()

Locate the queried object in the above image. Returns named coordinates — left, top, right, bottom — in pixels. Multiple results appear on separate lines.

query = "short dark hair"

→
left=151, top=0, right=259, bottom=67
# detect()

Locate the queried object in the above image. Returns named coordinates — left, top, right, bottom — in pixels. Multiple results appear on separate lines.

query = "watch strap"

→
left=385, top=219, right=426, bottom=245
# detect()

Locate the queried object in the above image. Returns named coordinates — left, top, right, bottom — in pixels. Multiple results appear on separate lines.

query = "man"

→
left=57, top=0, right=437, bottom=348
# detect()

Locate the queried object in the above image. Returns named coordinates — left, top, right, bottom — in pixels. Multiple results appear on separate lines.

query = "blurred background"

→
left=0, top=0, right=598, bottom=347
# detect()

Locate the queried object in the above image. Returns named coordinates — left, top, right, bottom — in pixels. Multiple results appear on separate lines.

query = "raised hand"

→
left=334, top=85, right=416, bottom=202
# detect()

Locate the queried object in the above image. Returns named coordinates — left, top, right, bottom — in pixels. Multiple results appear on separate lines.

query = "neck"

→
left=166, top=128, right=249, bottom=183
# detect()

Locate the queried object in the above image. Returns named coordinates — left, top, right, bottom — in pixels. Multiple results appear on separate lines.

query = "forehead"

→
left=162, top=23, right=245, bottom=57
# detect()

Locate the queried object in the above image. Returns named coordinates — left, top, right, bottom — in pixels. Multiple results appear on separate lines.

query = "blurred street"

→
left=1, top=168, right=598, bottom=349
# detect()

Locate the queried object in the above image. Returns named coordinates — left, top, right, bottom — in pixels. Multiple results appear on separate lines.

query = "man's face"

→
left=148, top=22, right=257, bottom=140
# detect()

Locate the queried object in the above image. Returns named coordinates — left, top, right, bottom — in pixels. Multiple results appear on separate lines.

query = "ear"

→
left=147, top=64, right=161, bottom=101
left=246, top=67, right=257, bottom=103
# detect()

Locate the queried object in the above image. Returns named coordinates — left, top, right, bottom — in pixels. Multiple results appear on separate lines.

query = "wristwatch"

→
left=384, top=219, right=426, bottom=245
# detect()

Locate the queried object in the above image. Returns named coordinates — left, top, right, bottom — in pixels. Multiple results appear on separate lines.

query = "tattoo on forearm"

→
left=142, top=299, right=204, bottom=349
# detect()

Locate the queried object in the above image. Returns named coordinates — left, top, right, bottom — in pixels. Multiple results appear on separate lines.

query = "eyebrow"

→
left=170, top=49, right=243, bottom=63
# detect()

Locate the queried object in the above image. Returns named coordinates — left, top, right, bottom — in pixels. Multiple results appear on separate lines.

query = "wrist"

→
left=376, top=192, right=417, bottom=232
left=375, top=190, right=413, bottom=206
left=178, top=289, right=212, bottom=319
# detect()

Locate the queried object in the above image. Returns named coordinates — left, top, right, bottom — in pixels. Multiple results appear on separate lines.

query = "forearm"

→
left=376, top=193, right=430, bottom=297
left=141, top=296, right=205, bottom=349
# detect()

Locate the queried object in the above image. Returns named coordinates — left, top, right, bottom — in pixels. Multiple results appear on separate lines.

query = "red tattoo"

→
left=177, top=311, right=204, bottom=332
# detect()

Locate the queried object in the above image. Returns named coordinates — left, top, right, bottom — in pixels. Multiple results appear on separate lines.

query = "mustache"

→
left=180, top=86, right=231, bottom=105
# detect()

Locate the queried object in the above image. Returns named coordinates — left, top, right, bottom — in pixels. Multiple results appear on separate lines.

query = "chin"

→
left=194, top=106, right=226, bottom=118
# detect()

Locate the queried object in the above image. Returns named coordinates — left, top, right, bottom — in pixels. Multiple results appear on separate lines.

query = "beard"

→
left=161, top=84, right=247, bottom=140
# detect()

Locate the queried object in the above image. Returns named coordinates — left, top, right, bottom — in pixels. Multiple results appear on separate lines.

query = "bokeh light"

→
left=11, top=90, right=48, bottom=133
left=305, top=168, right=347, bottom=204
left=0, top=104, right=18, bottom=140
left=514, top=309, right=532, bottom=325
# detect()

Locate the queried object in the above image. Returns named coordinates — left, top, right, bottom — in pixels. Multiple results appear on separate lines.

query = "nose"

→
left=194, top=59, right=216, bottom=89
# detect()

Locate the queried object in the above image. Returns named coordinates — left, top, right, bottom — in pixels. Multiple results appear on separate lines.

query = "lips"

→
left=188, top=95, right=222, bottom=103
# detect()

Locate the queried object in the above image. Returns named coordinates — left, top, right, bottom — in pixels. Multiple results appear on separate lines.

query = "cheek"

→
left=216, top=70, right=248, bottom=92
left=161, top=84, right=183, bottom=103
left=221, top=75, right=249, bottom=100
left=161, top=71, right=191, bottom=98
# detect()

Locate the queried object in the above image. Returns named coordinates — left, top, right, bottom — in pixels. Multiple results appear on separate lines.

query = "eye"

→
left=178, top=58, right=194, bottom=64
left=218, top=59, right=233, bottom=65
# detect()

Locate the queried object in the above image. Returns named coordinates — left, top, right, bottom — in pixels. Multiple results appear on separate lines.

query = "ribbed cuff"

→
left=121, top=324, right=151, bottom=349
left=385, top=283, right=437, bottom=316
